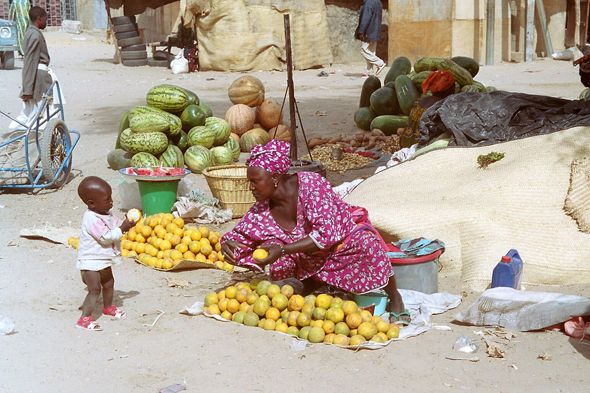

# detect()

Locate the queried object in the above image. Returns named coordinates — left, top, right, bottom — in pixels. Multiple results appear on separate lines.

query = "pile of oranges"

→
left=121, top=212, right=233, bottom=272
left=203, top=279, right=401, bottom=346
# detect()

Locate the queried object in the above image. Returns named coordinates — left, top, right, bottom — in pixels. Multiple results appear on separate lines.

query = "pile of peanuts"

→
left=303, top=146, right=373, bottom=172
left=307, top=129, right=401, bottom=156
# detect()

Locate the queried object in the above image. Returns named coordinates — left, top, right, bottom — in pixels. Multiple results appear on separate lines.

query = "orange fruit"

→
left=350, top=334, right=366, bottom=345
left=322, top=320, right=335, bottom=334
left=333, top=334, right=350, bottom=346
left=146, top=257, right=156, bottom=267
left=275, top=322, right=289, bottom=333
left=162, top=258, right=173, bottom=270
left=214, top=260, right=224, bottom=269
left=156, top=250, right=164, bottom=259
left=146, top=216, right=159, bottom=228
left=301, top=303, right=315, bottom=316
left=160, top=218, right=171, bottom=228
left=162, top=250, right=172, bottom=259
left=218, top=290, right=226, bottom=300
left=176, top=243, right=188, bottom=254
left=310, top=319, right=324, bottom=328
left=172, top=217, right=184, bottom=228
left=218, top=251, right=224, bottom=261
left=208, top=252, right=219, bottom=262
left=330, top=297, right=343, bottom=308
left=312, top=307, right=327, bottom=320
left=215, top=242, right=221, bottom=252
left=252, top=248, right=268, bottom=260
left=225, top=286, right=238, bottom=299
left=286, top=326, right=299, bottom=337
left=220, top=310, right=232, bottom=320
left=183, top=250, right=196, bottom=260
left=345, top=313, right=362, bottom=329
left=148, top=246, right=159, bottom=257
left=190, top=230, right=202, bottom=241
left=155, top=227, right=167, bottom=239
left=280, top=285, right=294, bottom=298
left=263, top=319, right=276, bottom=331
left=372, top=315, right=383, bottom=325
left=204, top=292, right=219, bottom=306
left=188, top=241, right=201, bottom=254
left=127, top=250, right=138, bottom=258
left=326, top=307, right=345, bottom=324
left=199, top=226, right=210, bottom=238
left=164, top=232, right=174, bottom=242
left=169, top=234, right=181, bottom=247
left=196, top=253, right=207, bottom=263
left=371, top=334, right=385, bottom=343
left=159, top=240, right=172, bottom=251
left=360, top=310, right=373, bottom=323
left=334, top=321, right=350, bottom=336
left=271, top=294, right=288, bottom=311
left=296, top=312, right=312, bottom=327
left=307, top=327, right=325, bottom=343
left=227, top=299, right=240, bottom=313
left=173, top=227, right=184, bottom=237
left=218, top=298, right=229, bottom=312
left=239, top=301, right=250, bottom=313
left=342, top=300, right=358, bottom=316
left=135, top=243, right=146, bottom=254
left=140, top=226, right=152, bottom=238
left=181, top=235, right=192, bottom=245
left=265, top=307, right=281, bottom=321
left=387, top=324, right=400, bottom=339
left=315, top=294, right=332, bottom=309
left=207, top=304, right=221, bottom=315
left=236, top=288, right=250, bottom=303
left=200, top=244, right=213, bottom=257
left=121, top=249, right=129, bottom=257
left=266, top=284, right=281, bottom=299
left=287, top=311, right=301, bottom=326
left=357, top=322, right=378, bottom=341
left=324, top=333, right=336, bottom=344
left=172, top=259, right=181, bottom=267
left=170, top=250, right=183, bottom=260
left=246, top=291, right=259, bottom=305
left=208, top=231, right=220, bottom=244
left=135, top=234, right=146, bottom=244
left=288, top=295, right=305, bottom=312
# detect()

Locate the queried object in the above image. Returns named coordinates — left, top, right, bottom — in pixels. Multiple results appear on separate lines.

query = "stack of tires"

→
left=111, top=15, right=147, bottom=67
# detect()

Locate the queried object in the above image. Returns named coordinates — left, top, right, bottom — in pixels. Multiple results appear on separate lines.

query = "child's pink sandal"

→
left=103, top=305, right=127, bottom=320
left=76, top=316, right=102, bottom=331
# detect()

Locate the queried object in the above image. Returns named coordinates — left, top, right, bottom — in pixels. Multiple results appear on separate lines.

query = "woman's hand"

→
left=254, top=244, right=283, bottom=267
left=221, top=240, right=246, bottom=265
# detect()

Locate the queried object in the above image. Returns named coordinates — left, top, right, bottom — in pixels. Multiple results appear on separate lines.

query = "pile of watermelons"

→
left=107, top=84, right=239, bottom=174
left=354, top=56, right=497, bottom=136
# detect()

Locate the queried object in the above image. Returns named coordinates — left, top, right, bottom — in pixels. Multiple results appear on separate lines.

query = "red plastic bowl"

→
left=387, top=243, right=442, bottom=265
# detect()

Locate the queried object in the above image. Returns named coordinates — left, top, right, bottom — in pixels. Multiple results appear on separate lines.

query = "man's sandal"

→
left=103, top=305, right=127, bottom=320
left=389, top=309, right=411, bottom=325
left=76, top=316, right=102, bottom=331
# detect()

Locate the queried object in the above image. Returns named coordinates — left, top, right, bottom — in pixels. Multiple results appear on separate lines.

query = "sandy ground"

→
left=0, top=30, right=589, bottom=392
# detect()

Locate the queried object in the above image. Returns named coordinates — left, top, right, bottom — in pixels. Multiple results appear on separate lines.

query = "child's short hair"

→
left=78, top=176, right=110, bottom=205
left=29, top=6, right=46, bottom=22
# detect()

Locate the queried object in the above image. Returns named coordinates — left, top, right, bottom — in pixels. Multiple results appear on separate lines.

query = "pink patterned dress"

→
left=221, top=172, right=393, bottom=294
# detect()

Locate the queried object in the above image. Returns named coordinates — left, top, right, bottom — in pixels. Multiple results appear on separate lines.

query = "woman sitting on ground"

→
left=399, top=70, right=456, bottom=148
left=220, top=139, right=410, bottom=324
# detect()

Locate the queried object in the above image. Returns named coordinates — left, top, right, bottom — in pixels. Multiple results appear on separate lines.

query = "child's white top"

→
left=77, top=209, right=122, bottom=271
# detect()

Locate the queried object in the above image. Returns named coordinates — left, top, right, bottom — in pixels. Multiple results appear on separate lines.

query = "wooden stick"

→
left=536, top=0, right=554, bottom=56
left=486, top=0, right=495, bottom=66
left=284, top=14, right=298, bottom=161
left=525, top=0, right=535, bottom=62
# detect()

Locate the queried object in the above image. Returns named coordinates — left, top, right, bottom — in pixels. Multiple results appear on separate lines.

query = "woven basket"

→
left=202, top=165, right=255, bottom=218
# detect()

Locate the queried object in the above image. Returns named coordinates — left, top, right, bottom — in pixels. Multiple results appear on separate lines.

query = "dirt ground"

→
left=1, top=30, right=589, bottom=392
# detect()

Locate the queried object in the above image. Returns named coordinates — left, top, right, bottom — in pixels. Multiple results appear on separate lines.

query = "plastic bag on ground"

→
left=454, top=287, right=590, bottom=331
left=170, top=52, right=189, bottom=74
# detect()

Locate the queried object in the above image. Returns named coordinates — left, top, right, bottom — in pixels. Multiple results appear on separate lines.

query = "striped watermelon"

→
left=130, top=152, right=159, bottom=168
left=146, top=84, right=190, bottom=113
left=119, top=128, right=169, bottom=155
left=206, top=117, right=231, bottom=146
left=184, top=145, right=212, bottom=174
left=187, top=126, right=215, bottom=149
left=210, top=146, right=234, bottom=166
left=239, top=128, right=271, bottom=153
left=159, top=144, right=184, bottom=168
left=128, top=106, right=181, bottom=137
left=130, top=112, right=170, bottom=133
left=223, top=138, right=240, bottom=162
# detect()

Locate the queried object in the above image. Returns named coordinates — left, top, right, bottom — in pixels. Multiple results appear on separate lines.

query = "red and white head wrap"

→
left=246, top=139, right=291, bottom=175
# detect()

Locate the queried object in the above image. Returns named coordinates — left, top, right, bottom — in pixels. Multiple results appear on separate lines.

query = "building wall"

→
left=1, top=0, right=62, bottom=26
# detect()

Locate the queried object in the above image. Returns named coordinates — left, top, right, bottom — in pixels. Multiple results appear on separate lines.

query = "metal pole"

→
left=284, top=14, right=298, bottom=161
left=486, top=0, right=495, bottom=65
left=525, top=0, right=535, bottom=62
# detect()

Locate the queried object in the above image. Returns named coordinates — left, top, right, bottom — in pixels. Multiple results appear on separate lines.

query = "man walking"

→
left=355, top=0, right=386, bottom=77
left=9, top=6, right=62, bottom=131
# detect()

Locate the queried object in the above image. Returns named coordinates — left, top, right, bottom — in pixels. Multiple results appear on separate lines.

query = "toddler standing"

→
left=76, top=176, right=134, bottom=331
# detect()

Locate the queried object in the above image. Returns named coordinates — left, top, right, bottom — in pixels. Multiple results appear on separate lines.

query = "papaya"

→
left=394, top=75, right=420, bottom=115
left=354, top=107, right=377, bottom=131
left=384, top=56, right=412, bottom=85
left=370, top=87, right=400, bottom=116
left=451, top=56, right=480, bottom=78
left=370, top=115, right=408, bottom=136
left=359, top=76, right=381, bottom=108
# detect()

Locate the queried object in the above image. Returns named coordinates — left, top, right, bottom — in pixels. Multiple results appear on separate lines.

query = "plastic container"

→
left=388, top=243, right=441, bottom=294
left=491, top=249, right=523, bottom=290
left=354, top=290, right=388, bottom=316
left=136, top=179, right=180, bottom=216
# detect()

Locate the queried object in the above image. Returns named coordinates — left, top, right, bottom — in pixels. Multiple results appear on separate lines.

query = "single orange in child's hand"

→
left=253, top=248, right=268, bottom=260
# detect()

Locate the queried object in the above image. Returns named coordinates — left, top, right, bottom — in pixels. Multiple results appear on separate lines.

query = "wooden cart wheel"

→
left=41, top=118, right=72, bottom=188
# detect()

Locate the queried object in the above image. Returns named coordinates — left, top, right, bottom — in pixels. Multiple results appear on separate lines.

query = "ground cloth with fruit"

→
left=221, top=172, right=393, bottom=294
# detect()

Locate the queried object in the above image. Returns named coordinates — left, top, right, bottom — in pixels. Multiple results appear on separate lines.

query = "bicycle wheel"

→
left=41, top=119, right=72, bottom=188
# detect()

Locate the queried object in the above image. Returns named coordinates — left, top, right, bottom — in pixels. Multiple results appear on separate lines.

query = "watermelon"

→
left=184, top=145, right=212, bottom=174
left=125, top=168, right=134, bottom=174
left=205, top=117, right=231, bottom=146
left=119, top=128, right=169, bottom=155
left=137, top=168, right=154, bottom=176
left=107, top=148, right=134, bottom=170
left=180, top=104, right=207, bottom=132
left=159, top=144, right=184, bottom=168
left=187, top=126, right=215, bottom=148
left=168, top=168, right=186, bottom=175
left=223, top=138, right=241, bottom=161
left=198, top=101, right=213, bottom=118
left=128, top=106, right=182, bottom=137
left=180, top=87, right=200, bottom=106
left=152, top=167, right=168, bottom=176
left=146, top=84, right=189, bottom=113
left=130, top=152, right=160, bottom=168
left=210, top=146, right=234, bottom=166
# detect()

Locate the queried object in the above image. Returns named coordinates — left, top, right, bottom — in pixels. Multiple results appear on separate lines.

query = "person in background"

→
left=9, top=6, right=64, bottom=131
left=8, top=0, right=30, bottom=56
left=355, top=0, right=386, bottom=78
left=221, top=140, right=411, bottom=324
left=399, top=70, right=456, bottom=148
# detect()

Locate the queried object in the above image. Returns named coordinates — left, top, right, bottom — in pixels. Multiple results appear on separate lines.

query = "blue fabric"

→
left=387, top=238, right=446, bottom=259
left=355, top=0, right=382, bottom=43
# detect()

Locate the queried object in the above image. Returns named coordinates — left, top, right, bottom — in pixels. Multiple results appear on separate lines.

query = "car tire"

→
left=115, top=30, right=139, bottom=40
left=148, top=58, right=169, bottom=67
left=3, top=51, right=14, bottom=70
left=111, top=15, right=136, bottom=25
left=153, top=50, right=175, bottom=62
left=112, top=23, right=136, bottom=33
left=121, top=50, right=147, bottom=60
left=121, top=44, right=146, bottom=52
left=118, top=36, right=143, bottom=48
left=122, top=59, right=148, bottom=67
